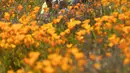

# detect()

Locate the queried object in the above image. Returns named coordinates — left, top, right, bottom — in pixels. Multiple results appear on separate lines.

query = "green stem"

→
left=91, top=30, right=96, bottom=40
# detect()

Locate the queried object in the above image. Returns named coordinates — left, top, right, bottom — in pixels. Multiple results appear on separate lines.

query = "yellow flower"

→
left=108, top=34, right=120, bottom=47
left=11, top=24, right=23, bottom=31
left=121, top=0, right=127, bottom=4
left=35, top=42, right=40, bottom=48
left=124, top=58, right=130, bottom=65
left=34, top=62, right=43, bottom=70
left=53, top=18, right=60, bottom=24
left=101, top=15, right=109, bottom=21
left=101, top=0, right=110, bottom=6
left=51, top=55, right=62, bottom=66
left=59, top=9, right=65, bottom=14
left=82, top=19, right=90, bottom=24
left=33, top=6, right=40, bottom=13
left=71, top=48, right=79, bottom=54
left=121, top=5, right=127, bottom=12
left=78, top=59, right=86, bottom=66
left=60, top=32, right=65, bottom=37
left=123, top=26, right=130, bottom=34
left=7, top=38, right=13, bottom=44
left=16, top=69, right=24, bottom=73
left=66, top=44, right=72, bottom=48
left=66, top=19, right=81, bottom=29
left=74, top=52, right=85, bottom=60
left=10, top=44, right=16, bottom=49
left=93, top=63, right=101, bottom=70
left=7, top=70, right=14, bottom=73
left=20, top=26, right=30, bottom=34
left=118, top=14, right=125, bottom=20
left=125, top=20, right=130, bottom=26
left=42, top=60, right=51, bottom=66
left=30, top=21, right=37, bottom=26
left=76, top=30, right=86, bottom=36
left=61, top=63, right=70, bottom=71
left=94, top=17, right=101, bottom=22
left=43, top=66, right=55, bottom=73
left=4, top=12, right=10, bottom=20
left=24, top=52, right=40, bottom=66
left=112, top=12, right=119, bottom=18
left=106, top=52, right=112, bottom=57
left=82, top=24, right=92, bottom=34
left=104, top=23, right=112, bottom=29
left=118, top=39, right=128, bottom=49
left=19, top=14, right=30, bottom=25
left=76, top=35, right=84, bottom=42
left=29, top=51, right=40, bottom=59
left=89, top=54, right=96, bottom=61
left=64, top=29, right=70, bottom=34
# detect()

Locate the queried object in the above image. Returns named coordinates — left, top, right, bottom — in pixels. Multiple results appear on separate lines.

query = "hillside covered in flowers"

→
left=0, top=0, right=130, bottom=73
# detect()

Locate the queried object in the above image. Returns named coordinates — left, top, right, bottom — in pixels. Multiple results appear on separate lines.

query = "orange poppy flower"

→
left=43, top=66, right=55, bottom=73
left=17, top=4, right=23, bottom=11
left=78, top=59, right=87, bottom=66
left=33, top=6, right=40, bottom=13
left=34, top=62, right=43, bottom=70
left=124, top=58, right=130, bottom=65
left=66, top=44, right=72, bottom=48
left=61, top=63, right=70, bottom=71
left=89, top=54, right=96, bottom=61
left=106, top=52, right=112, bottom=57
left=53, top=19, right=60, bottom=24
left=93, top=63, right=101, bottom=70
left=4, top=12, right=10, bottom=20
left=125, top=20, right=130, bottom=26
left=82, top=19, right=90, bottom=24
left=71, top=48, right=79, bottom=54
left=118, top=39, right=128, bottom=49
left=16, top=69, right=24, bottom=73
left=7, top=70, right=14, bottom=73
left=74, top=52, right=85, bottom=60
left=112, top=12, right=119, bottom=18
left=119, top=14, right=125, bottom=20
left=123, top=26, right=130, bottom=34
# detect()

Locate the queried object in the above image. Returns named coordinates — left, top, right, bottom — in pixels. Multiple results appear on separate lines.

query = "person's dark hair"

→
left=45, top=0, right=52, bottom=8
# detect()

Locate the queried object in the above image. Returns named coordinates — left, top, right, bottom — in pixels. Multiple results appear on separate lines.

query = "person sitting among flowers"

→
left=40, top=0, right=86, bottom=14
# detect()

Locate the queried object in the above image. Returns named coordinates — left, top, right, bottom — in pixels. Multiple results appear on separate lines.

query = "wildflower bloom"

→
left=7, top=70, right=14, bottom=73
left=93, top=63, right=101, bottom=70
left=108, top=34, right=120, bottom=47
left=4, top=12, right=10, bottom=20
left=16, top=69, right=24, bottom=73
left=17, top=4, right=23, bottom=11
left=33, top=6, right=40, bottom=13
left=124, top=58, right=130, bottom=65
left=24, top=52, right=40, bottom=66
left=66, top=18, right=81, bottom=29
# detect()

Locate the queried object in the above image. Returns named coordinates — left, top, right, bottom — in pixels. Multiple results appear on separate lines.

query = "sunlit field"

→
left=0, top=0, right=130, bottom=73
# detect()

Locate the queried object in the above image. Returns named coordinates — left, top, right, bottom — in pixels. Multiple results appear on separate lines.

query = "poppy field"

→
left=0, top=0, right=130, bottom=73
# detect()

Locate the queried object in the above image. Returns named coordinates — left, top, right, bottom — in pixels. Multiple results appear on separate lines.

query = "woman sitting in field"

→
left=37, top=0, right=86, bottom=25
left=40, top=0, right=86, bottom=14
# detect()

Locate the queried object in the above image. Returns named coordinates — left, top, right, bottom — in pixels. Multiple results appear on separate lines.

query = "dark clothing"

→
left=45, top=0, right=52, bottom=8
